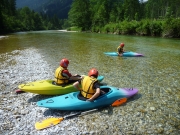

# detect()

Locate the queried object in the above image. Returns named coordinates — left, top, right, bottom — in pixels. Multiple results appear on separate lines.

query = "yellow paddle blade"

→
left=111, top=98, right=127, bottom=107
left=35, top=117, right=64, bottom=130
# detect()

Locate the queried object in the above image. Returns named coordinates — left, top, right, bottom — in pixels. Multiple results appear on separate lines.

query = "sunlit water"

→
left=1, top=30, right=180, bottom=101
left=0, top=30, right=180, bottom=134
left=1, top=30, right=179, bottom=85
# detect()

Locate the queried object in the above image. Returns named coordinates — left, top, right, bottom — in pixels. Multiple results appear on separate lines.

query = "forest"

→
left=0, top=0, right=64, bottom=33
left=1, top=0, right=180, bottom=38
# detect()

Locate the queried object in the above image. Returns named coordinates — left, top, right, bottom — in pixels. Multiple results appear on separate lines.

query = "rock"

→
left=150, top=107, right=156, bottom=111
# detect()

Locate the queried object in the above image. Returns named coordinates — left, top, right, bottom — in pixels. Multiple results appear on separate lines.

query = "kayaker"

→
left=54, top=58, right=81, bottom=85
left=73, top=68, right=103, bottom=102
left=117, top=43, right=125, bottom=56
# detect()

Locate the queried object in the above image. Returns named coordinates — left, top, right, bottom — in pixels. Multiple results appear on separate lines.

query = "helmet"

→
left=120, top=43, right=124, bottom=47
left=60, top=58, right=69, bottom=68
left=88, top=68, right=98, bottom=77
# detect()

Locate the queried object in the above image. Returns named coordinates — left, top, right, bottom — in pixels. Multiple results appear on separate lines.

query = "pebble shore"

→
left=0, top=48, right=179, bottom=135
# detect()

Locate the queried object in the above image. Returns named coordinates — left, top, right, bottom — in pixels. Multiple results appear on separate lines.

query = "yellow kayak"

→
left=17, top=76, right=104, bottom=95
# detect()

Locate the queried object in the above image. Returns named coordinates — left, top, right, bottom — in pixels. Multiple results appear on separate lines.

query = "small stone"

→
left=14, top=115, right=21, bottom=119
left=150, top=107, right=156, bottom=111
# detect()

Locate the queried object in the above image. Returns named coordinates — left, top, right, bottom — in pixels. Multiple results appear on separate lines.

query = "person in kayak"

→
left=117, top=43, right=125, bottom=56
left=54, top=58, right=81, bottom=85
left=73, top=68, right=104, bottom=102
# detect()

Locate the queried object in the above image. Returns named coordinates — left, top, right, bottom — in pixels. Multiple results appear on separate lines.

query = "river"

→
left=0, top=30, right=179, bottom=134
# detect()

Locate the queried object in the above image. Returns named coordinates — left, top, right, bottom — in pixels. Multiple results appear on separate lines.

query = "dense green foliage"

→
left=0, top=0, right=64, bottom=34
left=1, top=0, right=180, bottom=38
left=68, top=0, right=180, bottom=38
left=68, top=0, right=91, bottom=31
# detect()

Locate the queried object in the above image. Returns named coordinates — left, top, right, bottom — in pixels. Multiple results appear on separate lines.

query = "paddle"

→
left=35, top=97, right=127, bottom=130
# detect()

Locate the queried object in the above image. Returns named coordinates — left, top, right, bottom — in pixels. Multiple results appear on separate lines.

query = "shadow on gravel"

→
left=42, top=107, right=112, bottom=118
left=128, top=93, right=142, bottom=103
left=27, top=94, right=54, bottom=103
left=43, top=108, right=77, bottom=118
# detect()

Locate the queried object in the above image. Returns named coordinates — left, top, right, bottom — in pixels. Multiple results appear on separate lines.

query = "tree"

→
left=0, top=0, right=5, bottom=32
left=91, top=0, right=111, bottom=27
left=0, top=0, right=17, bottom=33
left=9, top=0, right=16, bottom=16
left=68, top=0, right=91, bottom=30
left=144, top=0, right=180, bottom=19
left=33, top=12, right=44, bottom=30
left=123, top=0, right=140, bottom=21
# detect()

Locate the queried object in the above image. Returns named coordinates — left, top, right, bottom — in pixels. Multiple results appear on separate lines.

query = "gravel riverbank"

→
left=0, top=48, right=179, bottom=135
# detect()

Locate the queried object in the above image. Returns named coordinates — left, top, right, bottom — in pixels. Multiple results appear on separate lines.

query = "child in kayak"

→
left=117, top=43, right=125, bottom=56
left=73, top=68, right=103, bottom=102
left=54, top=58, right=81, bottom=85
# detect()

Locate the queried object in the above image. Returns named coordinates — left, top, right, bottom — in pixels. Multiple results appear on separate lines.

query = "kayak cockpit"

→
left=77, top=87, right=110, bottom=101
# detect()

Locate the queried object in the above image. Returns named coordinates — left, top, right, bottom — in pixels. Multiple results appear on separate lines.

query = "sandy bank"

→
left=58, top=30, right=77, bottom=32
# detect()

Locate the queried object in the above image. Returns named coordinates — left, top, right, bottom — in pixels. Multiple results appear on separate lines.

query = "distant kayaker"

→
left=73, top=68, right=103, bottom=102
left=54, top=58, right=81, bottom=85
left=117, top=43, right=125, bottom=56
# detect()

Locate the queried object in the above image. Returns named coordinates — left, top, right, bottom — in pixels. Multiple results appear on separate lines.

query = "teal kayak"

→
left=37, top=86, right=138, bottom=110
left=104, top=52, right=144, bottom=57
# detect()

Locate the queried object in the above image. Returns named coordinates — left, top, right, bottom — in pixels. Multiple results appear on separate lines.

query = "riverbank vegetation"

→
left=68, top=0, right=180, bottom=38
left=1, top=0, right=180, bottom=38
left=89, top=18, right=180, bottom=38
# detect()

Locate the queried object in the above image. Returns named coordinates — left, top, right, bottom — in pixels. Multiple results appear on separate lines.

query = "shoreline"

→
left=57, top=30, right=77, bottom=32
left=0, top=36, right=8, bottom=39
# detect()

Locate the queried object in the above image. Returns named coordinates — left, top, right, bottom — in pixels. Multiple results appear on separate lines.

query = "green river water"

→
left=1, top=30, right=180, bottom=93
left=1, top=30, right=180, bottom=85
left=0, top=30, right=180, bottom=134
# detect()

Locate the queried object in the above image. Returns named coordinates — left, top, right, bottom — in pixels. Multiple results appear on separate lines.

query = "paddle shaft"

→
left=64, top=109, right=98, bottom=120
left=64, top=98, right=127, bottom=119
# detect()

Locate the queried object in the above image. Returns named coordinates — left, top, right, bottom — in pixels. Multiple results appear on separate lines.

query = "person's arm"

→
left=69, top=75, right=82, bottom=81
left=73, top=81, right=82, bottom=91
left=118, top=53, right=122, bottom=56
left=87, top=82, right=101, bottom=101
left=62, top=70, right=72, bottom=78
left=118, top=52, right=122, bottom=56
left=87, top=88, right=101, bottom=101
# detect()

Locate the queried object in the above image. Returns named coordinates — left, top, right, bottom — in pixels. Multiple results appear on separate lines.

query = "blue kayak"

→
left=104, top=52, right=143, bottom=57
left=37, top=86, right=138, bottom=111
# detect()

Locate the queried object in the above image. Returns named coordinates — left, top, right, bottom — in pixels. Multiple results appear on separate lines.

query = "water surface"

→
left=0, top=30, right=179, bottom=134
